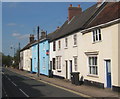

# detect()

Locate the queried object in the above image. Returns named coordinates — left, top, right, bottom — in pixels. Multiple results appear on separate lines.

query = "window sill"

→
left=57, top=70, right=61, bottom=72
left=92, top=40, right=102, bottom=44
left=87, top=74, right=99, bottom=78
left=73, top=45, right=77, bottom=47
left=64, top=47, right=68, bottom=49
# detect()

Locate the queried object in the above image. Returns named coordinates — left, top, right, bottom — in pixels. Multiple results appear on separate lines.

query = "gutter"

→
left=81, top=18, right=120, bottom=34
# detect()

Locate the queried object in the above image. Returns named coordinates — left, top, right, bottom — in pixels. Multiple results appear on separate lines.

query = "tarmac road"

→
left=2, top=68, right=81, bottom=98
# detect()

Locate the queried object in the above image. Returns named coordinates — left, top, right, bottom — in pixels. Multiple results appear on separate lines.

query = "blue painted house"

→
left=31, top=31, right=51, bottom=76
left=31, top=43, right=38, bottom=73
left=39, top=31, right=50, bottom=76
left=40, top=39, right=50, bottom=76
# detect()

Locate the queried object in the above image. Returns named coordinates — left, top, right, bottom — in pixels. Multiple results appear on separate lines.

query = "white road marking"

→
left=19, top=88, right=29, bottom=97
left=11, top=81, right=17, bottom=87
left=3, top=72, right=29, bottom=97
left=3, top=87, right=8, bottom=97
left=5, top=76, right=11, bottom=81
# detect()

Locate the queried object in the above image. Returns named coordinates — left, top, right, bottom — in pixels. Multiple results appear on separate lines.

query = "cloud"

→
left=18, top=34, right=29, bottom=39
left=12, top=33, right=20, bottom=37
left=12, top=32, right=29, bottom=40
left=7, top=23, right=17, bottom=26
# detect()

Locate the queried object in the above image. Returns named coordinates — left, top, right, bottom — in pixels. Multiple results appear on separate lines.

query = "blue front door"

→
left=106, top=60, right=111, bottom=88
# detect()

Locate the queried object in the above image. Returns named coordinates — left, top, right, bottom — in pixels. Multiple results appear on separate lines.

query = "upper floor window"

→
left=43, top=42, right=45, bottom=51
left=58, top=40, right=61, bottom=50
left=93, top=29, right=101, bottom=42
left=73, top=34, right=77, bottom=46
left=65, top=38, right=68, bottom=48
left=53, top=41, right=56, bottom=51
left=88, top=56, right=98, bottom=75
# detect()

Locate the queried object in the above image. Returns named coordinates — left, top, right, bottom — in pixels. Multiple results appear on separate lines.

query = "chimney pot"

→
left=70, top=4, right=72, bottom=7
left=57, top=26, right=60, bottom=29
left=97, top=0, right=103, bottom=6
left=78, top=4, right=80, bottom=8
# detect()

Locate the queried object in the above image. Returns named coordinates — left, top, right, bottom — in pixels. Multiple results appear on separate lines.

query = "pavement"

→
left=5, top=67, right=120, bottom=98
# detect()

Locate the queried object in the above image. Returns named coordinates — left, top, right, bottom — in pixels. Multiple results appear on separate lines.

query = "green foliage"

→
left=2, top=48, right=20, bottom=69
left=12, top=49, right=20, bottom=69
left=2, top=53, right=13, bottom=67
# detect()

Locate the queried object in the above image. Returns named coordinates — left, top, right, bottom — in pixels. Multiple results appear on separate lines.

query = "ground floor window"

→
left=43, top=57, right=45, bottom=69
left=73, top=56, right=77, bottom=71
left=56, top=56, right=62, bottom=70
left=88, top=56, right=98, bottom=75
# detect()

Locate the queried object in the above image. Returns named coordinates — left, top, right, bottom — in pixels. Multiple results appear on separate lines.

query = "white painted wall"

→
left=50, top=23, right=119, bottom=88
left=23, top=47, right=32, bottom=71
left=50, top=42, right=56, bottom=74
left=78, top=23, right=119, bottom=88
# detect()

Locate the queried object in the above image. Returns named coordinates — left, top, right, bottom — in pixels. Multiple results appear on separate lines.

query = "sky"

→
left=2, top=2, right=96, bottom=56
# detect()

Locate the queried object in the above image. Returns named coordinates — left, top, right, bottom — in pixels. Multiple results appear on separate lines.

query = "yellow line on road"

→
left=29, top=76, right=91, bottom=97
left=7, top=68, right=92, bottom=97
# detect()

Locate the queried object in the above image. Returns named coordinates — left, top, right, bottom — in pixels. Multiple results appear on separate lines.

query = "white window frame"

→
left=56, top=56, right=62, bottom=70
left=88, top=55, right=98, bottom=75
left=65, top=38, right=68, bottom=48
left=92, top=29, right=102, bottom=43
left=73, top=56, right=77, bottom=71
left=73, top=34, right=77, bottom=46
left=58, top=40, right=61, bottom=50
left=43, top=57, right=45, bottom=69
left=43, top=42, right=45, bottom=51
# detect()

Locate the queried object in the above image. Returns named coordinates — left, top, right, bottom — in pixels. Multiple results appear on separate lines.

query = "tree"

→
left=12, top=49, right=20, bottom=69
left=2, top=53, right=13, bottom=67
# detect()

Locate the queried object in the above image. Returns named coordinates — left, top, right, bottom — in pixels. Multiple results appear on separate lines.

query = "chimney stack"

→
left=57, top=26, right=60, bottom=29
left=97, top=0, right=104, bottom=7
left=29, top=34, right=34, bottom=42
left=68, top=4, right=82, bottom=21
left=41, top=30, right=47, bottom=39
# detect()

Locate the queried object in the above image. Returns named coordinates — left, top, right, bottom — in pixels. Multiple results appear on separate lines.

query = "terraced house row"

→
left=19, top=1, right=120, bottom=92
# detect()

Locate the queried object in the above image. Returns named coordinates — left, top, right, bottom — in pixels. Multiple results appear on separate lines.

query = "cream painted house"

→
left=22, top=48, right=32, bottom=71
left=19, top=34, right=35, bottom=72
left=49, top=2, right=120, bottom=91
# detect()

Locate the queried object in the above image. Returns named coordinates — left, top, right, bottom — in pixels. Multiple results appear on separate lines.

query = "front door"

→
left=65, top=61, right=68, bottom=79
left=105, top=60, right=112, bottom=88
left=30, top=58, right=32, bottom=72
left=69, top=60, right=72, bottom=80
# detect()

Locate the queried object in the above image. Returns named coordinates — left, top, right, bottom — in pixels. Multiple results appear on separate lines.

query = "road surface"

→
left=2, top=68, right=81, bottom=98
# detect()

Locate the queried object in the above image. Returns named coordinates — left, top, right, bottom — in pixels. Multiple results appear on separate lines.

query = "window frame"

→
left=88, top=55, right=98, bottom=76
left=58, top=40, right=61, bottom=50
left=65, top=38, right=68, bottom=48
left=43, top=57, right=46, bottom=69
left=73, top=56, right=78, bottom=71
left=56, top=56, right=62, bottom=71
left=53, top=41, right=56, bottom=51
left=73, top=34, right=77, bottom=46
left=92, top=29, right=102, bottom=43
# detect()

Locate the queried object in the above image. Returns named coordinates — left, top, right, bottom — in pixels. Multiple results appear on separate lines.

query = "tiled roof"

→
left=86, top=2, right=120, bottom=29
left=48, top=2, right=120, bottom=41
left=20, top=40, right=37, bottom=52
left=47, top=2, right=107, bottom=41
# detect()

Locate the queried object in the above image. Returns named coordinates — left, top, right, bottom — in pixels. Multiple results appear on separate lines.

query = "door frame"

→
left=104, top=59, right=112, bottom=88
